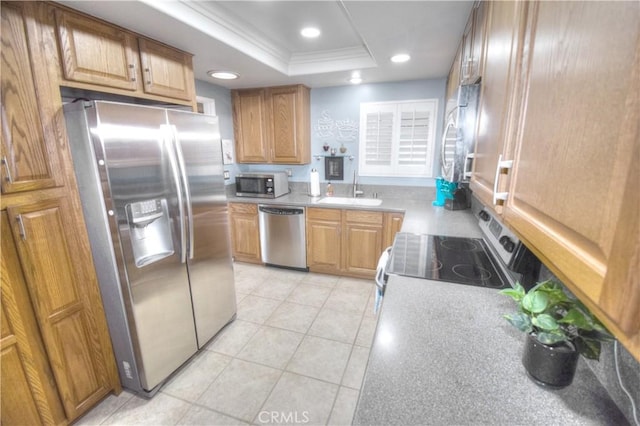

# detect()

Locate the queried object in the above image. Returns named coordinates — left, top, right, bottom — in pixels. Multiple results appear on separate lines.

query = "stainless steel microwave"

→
left=235, top=172, right=290, bottom=198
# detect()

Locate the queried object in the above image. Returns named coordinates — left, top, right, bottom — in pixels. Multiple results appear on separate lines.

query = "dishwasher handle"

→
left=258, top=206, right=304, bottom=215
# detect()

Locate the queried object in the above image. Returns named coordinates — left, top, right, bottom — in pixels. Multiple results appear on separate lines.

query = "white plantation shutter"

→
left=359, top=100, right=438, bottom=177
left=364, top=110, right=393, bottom=166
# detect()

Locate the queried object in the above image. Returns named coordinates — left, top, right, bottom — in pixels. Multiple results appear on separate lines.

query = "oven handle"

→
left=375, top=246, right=393, bottom=293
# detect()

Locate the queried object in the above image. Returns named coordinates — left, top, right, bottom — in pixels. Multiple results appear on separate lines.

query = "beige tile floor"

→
left=76, top=263, right=378, bottom=426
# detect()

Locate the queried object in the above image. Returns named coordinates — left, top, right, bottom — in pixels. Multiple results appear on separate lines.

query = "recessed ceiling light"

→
left=349, top=71, right=362, bottom=84
left=390, top=53, right=411, bottom=63
left=301, top=27, right=321, bottom=38
left=207, top=70, right=239, bottom=80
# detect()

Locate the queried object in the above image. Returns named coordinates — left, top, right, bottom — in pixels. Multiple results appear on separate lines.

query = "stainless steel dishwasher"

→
left=258, top=205, right=308, bottom=270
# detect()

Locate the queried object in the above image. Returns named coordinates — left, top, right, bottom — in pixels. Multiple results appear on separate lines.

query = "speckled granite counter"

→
left=227, top=190, right=626, bottom=424
left=226, top=193, right=481, bottom=238
left=353, top=276, right=627, bottom=425
left=351, top=207, right=628, bottom=425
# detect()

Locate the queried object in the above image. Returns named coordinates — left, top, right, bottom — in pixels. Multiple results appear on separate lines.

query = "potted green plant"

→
left=499, top=280, right=612, bottom=388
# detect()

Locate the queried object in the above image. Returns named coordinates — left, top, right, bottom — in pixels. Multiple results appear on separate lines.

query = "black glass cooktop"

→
left=387, top=233, right=510, bottom=289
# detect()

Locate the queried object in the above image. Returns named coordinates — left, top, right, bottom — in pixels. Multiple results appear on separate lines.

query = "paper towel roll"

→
left=309, top=169, right=320, bottom=197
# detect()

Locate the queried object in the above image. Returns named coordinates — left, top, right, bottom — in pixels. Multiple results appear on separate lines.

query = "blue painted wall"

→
left=196, top=78, right=447, bottom=187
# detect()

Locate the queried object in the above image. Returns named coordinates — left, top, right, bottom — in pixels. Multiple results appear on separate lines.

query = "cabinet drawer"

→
left=344, top=210, right=383, bottom=225
left=307, top=207, right=341, bottom=221
left=229, top=202, right=257, bottom=215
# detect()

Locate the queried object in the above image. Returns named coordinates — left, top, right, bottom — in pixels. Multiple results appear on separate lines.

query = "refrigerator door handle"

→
left=170, top=125, right=195, bottom=260
left=162, top=125, right=187, bottom=264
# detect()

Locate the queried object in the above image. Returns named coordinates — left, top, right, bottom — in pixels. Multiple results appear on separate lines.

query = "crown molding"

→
left=289, top=46, right=377, bottom=75
left=139, top=0, right=291, bottom=73
left=139, top=0, right=377, bottom=78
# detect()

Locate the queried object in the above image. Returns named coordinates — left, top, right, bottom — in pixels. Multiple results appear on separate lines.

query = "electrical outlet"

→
left=223, top=170, right=230, bottom=180
left=286, top=169, right=292, bottom=177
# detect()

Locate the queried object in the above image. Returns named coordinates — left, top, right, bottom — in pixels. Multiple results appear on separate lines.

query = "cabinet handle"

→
left=1, top=156, right=12, bottom=183
left=492, top=154, right=513, bottom=205
left=129, top=64, right=136, bottom=82
left=463, top=153, right=475, bottom=180
left=16, top=214, right=26, bottom=240
left=145, top=67, right=152, bottom=85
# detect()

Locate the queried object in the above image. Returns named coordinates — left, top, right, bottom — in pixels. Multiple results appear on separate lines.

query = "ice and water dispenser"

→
left=126, top=198, right=174, bottom=267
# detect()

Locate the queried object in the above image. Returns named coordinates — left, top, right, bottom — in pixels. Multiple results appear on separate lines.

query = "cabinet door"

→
left=55, top=8, right=138, bottom=90
left=445, top=43, right=462, bottom=113
left=1, top=212, right=67, bottom=426
left=138, top=38, right=194, bottom=101
left=6, top=197, right=114, bottom=420
left=268, top=85, right=310, bottom=164
left=1, top=2, right=64, bottom=194
left=228, top=203, right=262, bottom=264
left=382, top=212, right=404, bottom=249
left=306, top=208, right=342, bottom=274
left=504, top=2, right=639, bottom=354
left=470, top=0, right=526, bottom=212
left=232, top=89, right=269, bottom=163
left=343, top=210, right=383, bottom=278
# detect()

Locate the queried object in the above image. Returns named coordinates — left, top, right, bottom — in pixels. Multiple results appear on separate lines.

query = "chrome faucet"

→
left=353, top=170, right=364, bottom=198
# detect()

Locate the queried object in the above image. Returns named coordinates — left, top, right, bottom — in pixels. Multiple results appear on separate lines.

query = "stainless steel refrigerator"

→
left=63, top=100, right=236, bottom=396
left=441, top=83, right=480, bottom=182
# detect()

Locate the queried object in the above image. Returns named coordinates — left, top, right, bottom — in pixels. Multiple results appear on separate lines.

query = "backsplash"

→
left=288, top=181, right=436, bottom=200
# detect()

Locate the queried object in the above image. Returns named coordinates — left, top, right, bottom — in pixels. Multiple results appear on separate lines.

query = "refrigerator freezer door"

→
left=167, top=110, right=237, bottom=347
left=92, top=102, right=198, bottom=390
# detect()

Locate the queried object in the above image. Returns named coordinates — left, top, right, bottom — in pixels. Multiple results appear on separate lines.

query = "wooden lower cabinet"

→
left=228, top=202, right=262, bottom=264
left=306, top=208, right=342, bottom=274
left=307, top=208, right=403, bottom=279
left=3, top=195, right=119, bottom=422
left=1, top=211, right=67, bottom=426
left=343, top=210, right=384, bottom=277
left=383, top=212, right=405, bottom=249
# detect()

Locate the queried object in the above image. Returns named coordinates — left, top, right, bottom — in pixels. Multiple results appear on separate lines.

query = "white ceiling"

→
left=56, top=0, right=473, bottom=89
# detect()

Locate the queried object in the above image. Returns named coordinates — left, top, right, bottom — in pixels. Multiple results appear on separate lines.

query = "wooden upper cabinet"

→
left=1, top=2, right=64, bottom=194
left=5, top=196, right=118, bottom=420
left=232, top=85, right=311, bottom=164
left=55, top=8, right=139, bottom=91
left=470, top=0, right=526, bottom=213
left=445, top=43, right=462, bottom=113
left=503, top=2, right=640, bottom=357
left=460, top=1, right=486, bottom=84
left=1, top=211, right=67, bottom=426
left=53, top=5, right=195, bottom=104
left=232, top=89, right=270, bottom=163
left=138, top=38, right=194, bottom=101
left=267, top=85, right=310, bottom=164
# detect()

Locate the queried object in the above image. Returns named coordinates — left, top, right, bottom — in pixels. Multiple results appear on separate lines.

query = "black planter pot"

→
left=522, top=333, right=579, bottom=389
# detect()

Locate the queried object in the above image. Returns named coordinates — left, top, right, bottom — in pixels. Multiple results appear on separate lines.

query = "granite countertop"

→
left=227, top=190, right=626, bottom=424
left=227, top=192, right=481, bottom=238
left=353, top=276, right=627, bottom=425
left=351, top=203, right=627, bottom=425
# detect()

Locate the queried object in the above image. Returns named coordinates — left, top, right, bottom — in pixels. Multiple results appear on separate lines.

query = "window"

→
left=358, top=99, right=438, bottom=177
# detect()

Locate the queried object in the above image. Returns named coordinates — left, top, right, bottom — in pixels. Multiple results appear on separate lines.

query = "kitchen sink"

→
left=316, top=197, right=382, bottom=206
